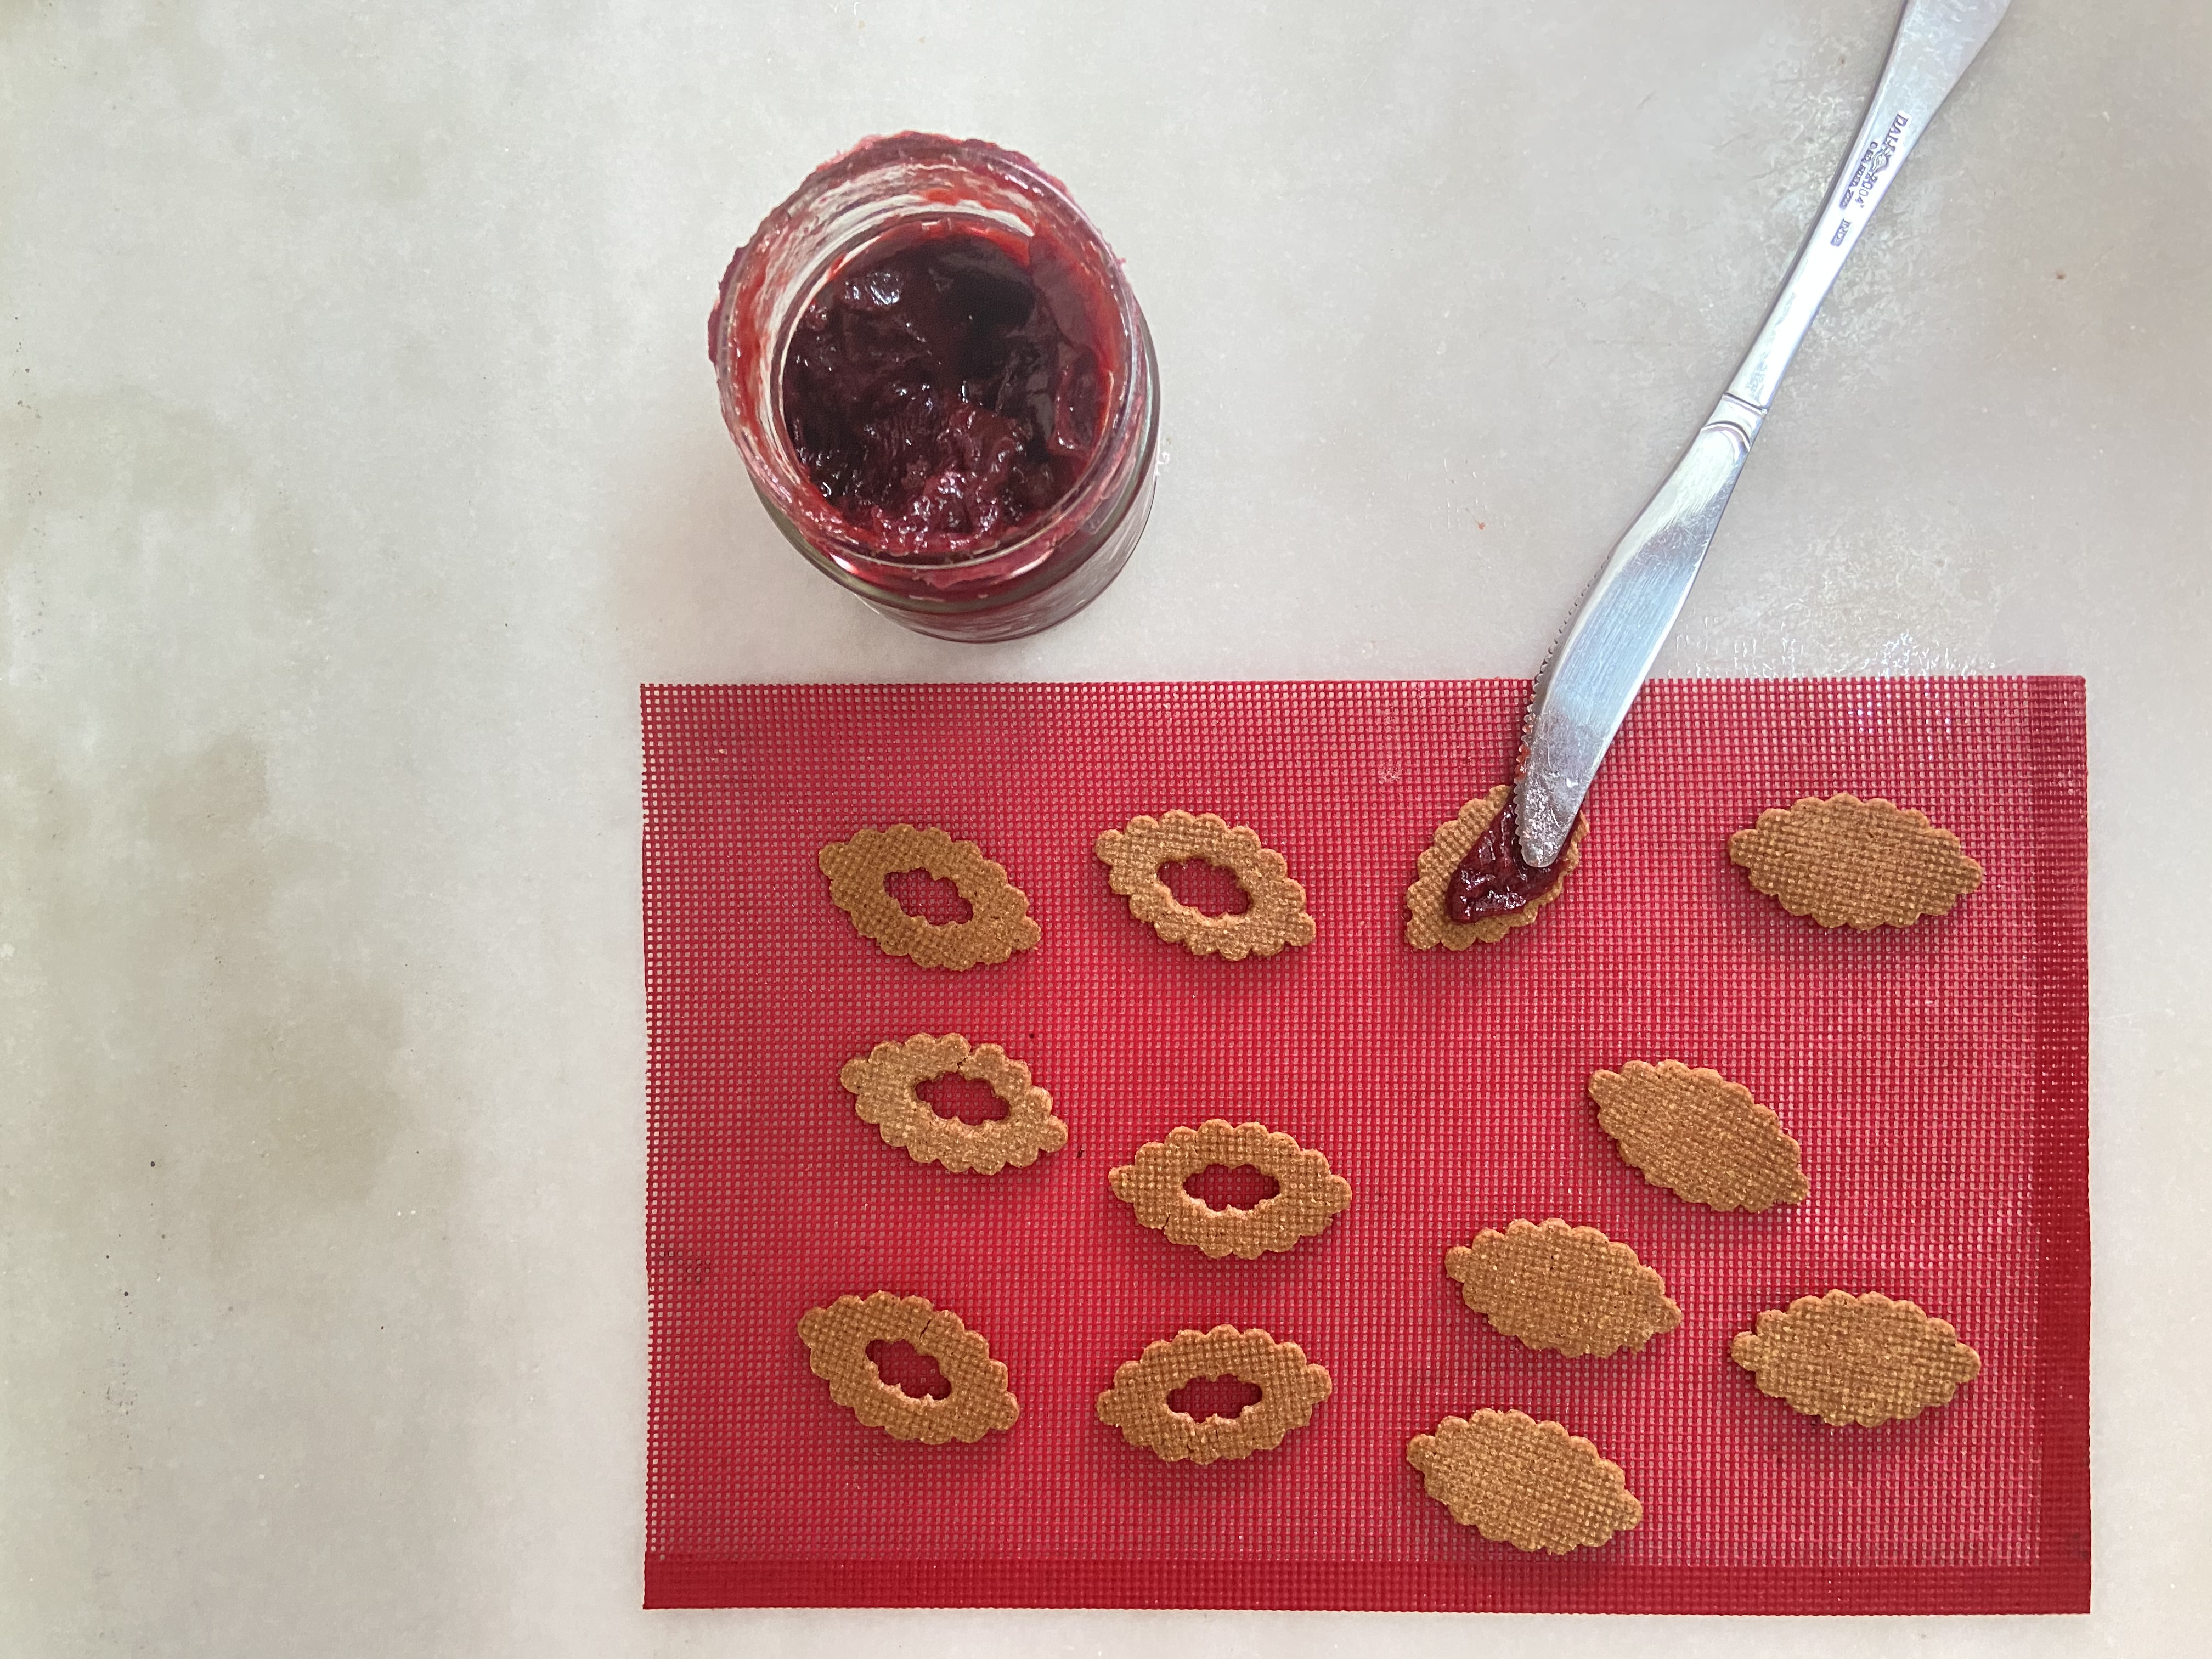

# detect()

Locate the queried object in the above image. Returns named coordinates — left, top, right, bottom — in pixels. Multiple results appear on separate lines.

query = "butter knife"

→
left=1513, top=0, right=2011, bottom=868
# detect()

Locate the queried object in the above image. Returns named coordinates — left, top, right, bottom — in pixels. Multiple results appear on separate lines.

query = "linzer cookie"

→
left=798, top=1291, right=1019, bottom=1444
left=1731, top=1290, right=1982, bottom=1426
left=839, top=1034, right=1068, bottom=1174
left=1094, top=811, right=1316, bottom=960
left=1095, top=1326, right=1330, bottom=1464
left=1729, top=793, right=1983, bottom=930
left=1589, top=1060, right=1808, bottom=1212
left=1405, top=785, right=1586, bottom=950
left=1445, top=1219, right=1681, bottom=1357
left=818, top=825, right=1041, bottom=969
left=1109, top=1119, right=1350, bottom=1259
left=1406, top=1410, right=1643, bottom=1554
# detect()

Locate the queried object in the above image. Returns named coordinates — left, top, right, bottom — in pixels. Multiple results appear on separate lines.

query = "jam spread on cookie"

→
left=1444, top=795, right=1564, bottom=923
left=781, top=229, right=1108, bottom=556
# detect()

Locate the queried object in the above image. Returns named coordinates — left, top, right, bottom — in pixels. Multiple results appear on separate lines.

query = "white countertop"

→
left=5, top=1, right=2208, bottom=1654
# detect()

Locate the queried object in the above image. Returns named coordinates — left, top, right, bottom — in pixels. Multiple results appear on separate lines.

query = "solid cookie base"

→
left=1407, top=1409, right=1643, bottom=1554
left=1728, top=793, right=1983, bottom=930
left=1731, top=1290, right=1982, bottom=1426
left=1589, top=1060, right=1808, bottom=1212
left=1444, top=1218, right=1681, bottom=1358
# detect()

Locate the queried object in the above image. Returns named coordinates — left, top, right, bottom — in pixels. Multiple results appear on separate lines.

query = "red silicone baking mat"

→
left=642, top=676, right=2087, bottom=1613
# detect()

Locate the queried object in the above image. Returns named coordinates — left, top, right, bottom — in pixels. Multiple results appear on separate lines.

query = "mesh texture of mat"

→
left=642, top=676, right=2088, bottom=1613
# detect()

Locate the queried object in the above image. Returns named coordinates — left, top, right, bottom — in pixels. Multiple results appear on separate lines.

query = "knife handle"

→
left=1726, top=0, right=2011, bottom=414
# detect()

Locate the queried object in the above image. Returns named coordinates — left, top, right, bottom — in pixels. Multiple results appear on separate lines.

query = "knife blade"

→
left=1513, top=0, right=2011, bottom=868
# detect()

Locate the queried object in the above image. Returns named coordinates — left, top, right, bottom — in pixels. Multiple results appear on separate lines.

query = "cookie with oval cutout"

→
left=819, top=825, right=1041, bottom=969
left=1109, top=1120, right=1350, bottom=1259
left=1407, top=1409, right=1643, bottom=1554
left=1096, top=1326, right=1330, bottom=1463
left=1094, top=811, right=1316, bottom=960
left=1589, top=1060, right=1808, bottom=1212
left=1446, top=1219, right=1681, bottom=1357
left=1404, top=785, right=1588, bottom=950
left=839, top=1034, right=1068, bottom=1175
left=799, top=1291, right=1019, bottom=1444
left=1731, top=1290, right=1982, bottom=1426
left=1728, top=793, right=1983, bottom=930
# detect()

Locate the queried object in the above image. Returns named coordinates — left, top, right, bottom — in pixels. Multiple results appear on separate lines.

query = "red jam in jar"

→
left=714, top=134, right=1159, bottom=641
left=781, top=231, right=1108, bottom=553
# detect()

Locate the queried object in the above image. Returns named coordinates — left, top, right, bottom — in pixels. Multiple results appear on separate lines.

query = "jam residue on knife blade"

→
left=780, top=229, right=1108, bottom=556
left=1444, top=793, right=1565, bottom=923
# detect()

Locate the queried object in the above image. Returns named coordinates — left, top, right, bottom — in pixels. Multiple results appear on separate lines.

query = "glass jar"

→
left=713, top=133, right=1160, bottom=642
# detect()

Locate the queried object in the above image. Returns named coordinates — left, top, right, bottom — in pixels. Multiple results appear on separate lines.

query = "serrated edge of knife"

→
left=1513, top=565, right=1596, bottom=782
